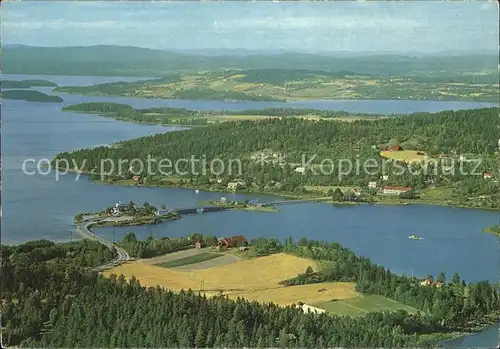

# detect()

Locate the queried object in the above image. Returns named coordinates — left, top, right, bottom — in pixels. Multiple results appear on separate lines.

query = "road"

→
left=75, top=197, right=329, bottom=271
left=75, top=217, right=130, bottom=271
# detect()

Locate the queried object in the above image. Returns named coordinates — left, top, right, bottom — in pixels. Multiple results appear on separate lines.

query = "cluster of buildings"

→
left=367, top=181, right=412, bottom=195
left=193, top=235, right=249, bottom=251
left=111, top=201, right=170, bottom=216
left=227, top=179, right=246, bottom=191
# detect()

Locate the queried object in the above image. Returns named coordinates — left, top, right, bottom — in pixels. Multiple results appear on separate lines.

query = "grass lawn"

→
left=313, top=294, right=418, bottom=317
left=155, top=253, right=223, bottom=268
left=420, top=187, right=454, bottom=201
left=304, top=185, right=359, bottom=194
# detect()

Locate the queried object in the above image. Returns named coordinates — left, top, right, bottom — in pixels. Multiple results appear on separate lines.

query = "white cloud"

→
left=4, top=20, right=127, bottom=30
left=218, top=15, right=424, bottom=31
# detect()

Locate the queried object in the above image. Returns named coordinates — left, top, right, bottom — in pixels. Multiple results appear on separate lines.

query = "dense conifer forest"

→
left=2, top=236, right=498, bottom=347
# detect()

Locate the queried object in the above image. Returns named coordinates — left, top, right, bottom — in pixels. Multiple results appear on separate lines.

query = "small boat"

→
left=195, top=189, right=200, bottom=194
left=408, top=235, right=422, bottom=240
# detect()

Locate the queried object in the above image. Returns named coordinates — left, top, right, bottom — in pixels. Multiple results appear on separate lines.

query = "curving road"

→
left=74, top=197, right=329, bottom=271
left=75, top=217, right=130, bottom=271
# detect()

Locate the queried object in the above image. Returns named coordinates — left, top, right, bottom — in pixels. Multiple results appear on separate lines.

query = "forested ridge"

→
left=5, top=45, right=497, bottom=76
left=2, top=236, right=498, bottom=347
left=2, top=90, right=63, bottom=102
left=54, top=107, right=500, bottom=207
left=1, top=79, right=58, bottom=88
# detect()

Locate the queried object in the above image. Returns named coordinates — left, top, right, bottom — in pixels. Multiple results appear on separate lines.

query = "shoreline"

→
left=56, top=167, right=499, bottom=213
left=91, top=175, right=499, bottom=212
left=54, top=89, right=500, bottom=104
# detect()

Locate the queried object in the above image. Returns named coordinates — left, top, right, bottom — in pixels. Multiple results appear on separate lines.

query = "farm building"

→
left=385, top=145, right=401, bottom=152
left=227, top=180, right=246, bottom=191
left=217, top=235, right=248, bottom=248
left=420, top=279, right=443, bottom=287
left=155, top=209, right=170, bottom=216
left=382, top=186, right=413, bottom=195
left=112, top=201, right=130, bottom=215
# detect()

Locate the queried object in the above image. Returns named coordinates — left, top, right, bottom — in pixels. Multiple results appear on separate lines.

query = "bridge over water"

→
left=169, top=197, right=330, bottom=215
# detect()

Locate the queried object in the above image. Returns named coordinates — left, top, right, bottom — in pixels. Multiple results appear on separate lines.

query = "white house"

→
left=382, top=175, right=389, bottom=181
left=294, top=167, right=306, bottom=174
left=483, top=172, right=493, bottom=179
left=368, top=181, right=378, bottom=189
left=112, top=201, right=130, bottom=215
left=155, top=209, right=170, bottom=216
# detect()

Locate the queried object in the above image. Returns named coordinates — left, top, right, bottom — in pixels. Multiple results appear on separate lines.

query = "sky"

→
left=2, top=1, right=499, bottom=54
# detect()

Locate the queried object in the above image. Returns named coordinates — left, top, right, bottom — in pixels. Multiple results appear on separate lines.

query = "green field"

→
left=313, top=294, right=418, bottom=317
left=155, top=252, right=223, bottom=268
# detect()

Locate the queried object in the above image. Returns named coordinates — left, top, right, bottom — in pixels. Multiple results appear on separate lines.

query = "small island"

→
left=2, top=79, right=58, bottom=88
left=2, top=89, right=63, bottom=102
left=197, top=199, right=279, bottom=212
left=74, top=201, right=180, bottom=227
left=483, top=225, right=500, bottom=236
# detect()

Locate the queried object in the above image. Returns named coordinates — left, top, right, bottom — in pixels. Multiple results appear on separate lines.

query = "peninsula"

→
left=2, top=79, right=58, bottom=88
left=53, top=68, right=500, bottom=103
left=483, top=225, right=500, bottom=236
left=53, top=107, right=500, bottom=210
left=62, top=102, right=387, bottom=126
left=2, top=89, right=63, bottom=102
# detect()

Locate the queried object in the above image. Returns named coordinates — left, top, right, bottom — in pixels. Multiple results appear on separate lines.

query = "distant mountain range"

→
left=2, top=44, right=497, bottom=77
left=4, top=44, right=496, bottom=57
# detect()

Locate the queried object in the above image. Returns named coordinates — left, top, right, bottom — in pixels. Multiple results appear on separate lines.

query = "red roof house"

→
left=483, top=172, right=493, bottom=179
left=385, top=145, right=401, bottom=152
left=217, top=235, right=247, bottom=248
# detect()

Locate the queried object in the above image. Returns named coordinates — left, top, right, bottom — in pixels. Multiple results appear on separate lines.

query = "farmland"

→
left=380, top=150, right=429, bottom=163
left=313, top=295, right=418, bottom=317
left=53, top=68, right=500, bottom=103
left=155, top=252, right=224, bottom=269
left=103, top=253, right=362, bottom=306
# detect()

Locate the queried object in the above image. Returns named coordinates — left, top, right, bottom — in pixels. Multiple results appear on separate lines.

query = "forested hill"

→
left=3, top=45, right=497, bottom=76
left=54, top=108, right=500, bottom=205
left=56, top=107, right=499, bottom=164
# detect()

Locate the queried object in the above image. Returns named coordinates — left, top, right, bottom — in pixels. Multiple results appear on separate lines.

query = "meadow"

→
left=380, top=150, right=429, bottom=163
left=313, top=295, right=418, bottom=317
left=104, top=253, right=360, bottom=306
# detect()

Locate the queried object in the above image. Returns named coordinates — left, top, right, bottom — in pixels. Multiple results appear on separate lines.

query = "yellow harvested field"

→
left=103, top=253, right=359, bottom=305
left=380, top=150, right=428, bottom=163
left=224, top=282, right=358, bottom=306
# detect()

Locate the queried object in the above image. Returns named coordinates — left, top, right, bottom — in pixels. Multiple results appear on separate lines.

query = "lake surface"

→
left=2, top=74, right=499, bottom=347
left=4, top=74, right=498, bottom=114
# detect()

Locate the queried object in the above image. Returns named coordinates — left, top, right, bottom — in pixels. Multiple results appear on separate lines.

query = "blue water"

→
left=2, top=74, right=499, bottom=347
left=3, top=74, right=498, bottom=114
